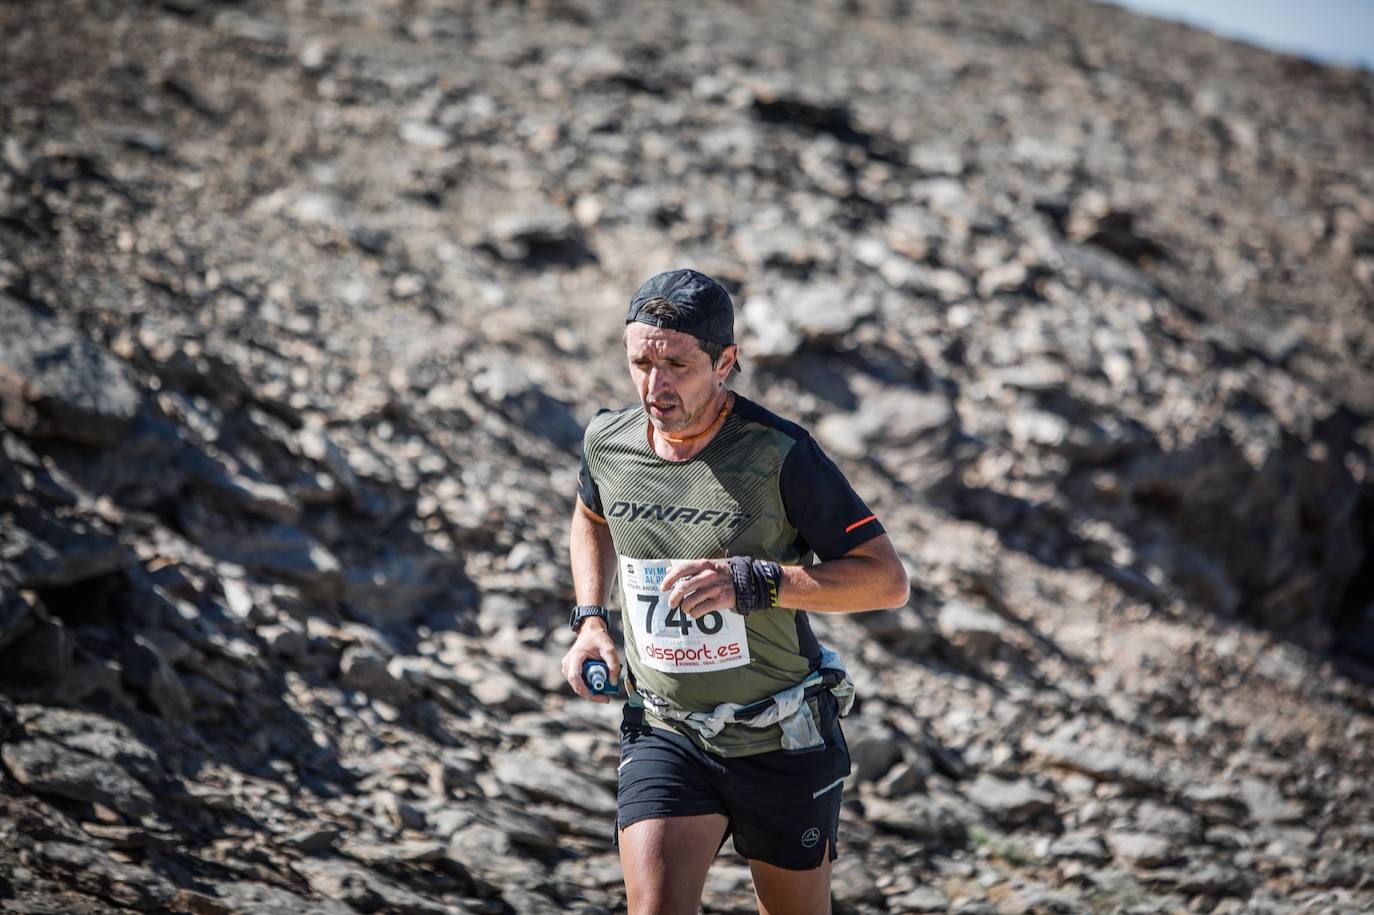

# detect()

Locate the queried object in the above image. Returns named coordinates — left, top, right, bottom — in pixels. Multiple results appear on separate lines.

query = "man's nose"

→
left=647, top=367, right=671, bottom=395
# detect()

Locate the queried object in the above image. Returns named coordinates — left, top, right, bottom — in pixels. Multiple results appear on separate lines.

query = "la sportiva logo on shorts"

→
left=801, top=827, right=821, bottom=848
left=607, top=500, right=750, bottom=529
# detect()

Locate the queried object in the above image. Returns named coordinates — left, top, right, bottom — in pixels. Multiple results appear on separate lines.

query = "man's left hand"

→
left=660, top=559, right=736, bottom=618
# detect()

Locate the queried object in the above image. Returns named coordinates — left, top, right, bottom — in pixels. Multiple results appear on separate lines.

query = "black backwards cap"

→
left=625, top=268, right=735, bottom=346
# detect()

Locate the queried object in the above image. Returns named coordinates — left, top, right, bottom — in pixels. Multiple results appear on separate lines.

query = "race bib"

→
left=621, top=556, right=751, bottom=673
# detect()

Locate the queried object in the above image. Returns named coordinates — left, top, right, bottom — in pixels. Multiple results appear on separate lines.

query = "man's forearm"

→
left=660, top=534, right=910, bottom=618
left=564, top=503, right=622, bottom=697
left=776, top=536, right=909, bottom=613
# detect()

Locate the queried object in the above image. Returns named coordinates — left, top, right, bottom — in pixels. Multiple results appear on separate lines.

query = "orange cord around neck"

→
left=657, top=393, right=732, bottom=445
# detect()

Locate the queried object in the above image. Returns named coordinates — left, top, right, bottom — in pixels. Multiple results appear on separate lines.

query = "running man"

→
left=561, top=268, right=909, bottom=915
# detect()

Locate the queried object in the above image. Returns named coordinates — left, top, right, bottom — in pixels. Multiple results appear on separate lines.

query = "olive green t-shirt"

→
left=577, top=394, right=884, bottom=756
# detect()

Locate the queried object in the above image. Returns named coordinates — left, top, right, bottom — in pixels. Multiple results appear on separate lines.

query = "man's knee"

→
left=627, top=888, right=694, bottom=915
left=623, top=861, right=704, bottom=915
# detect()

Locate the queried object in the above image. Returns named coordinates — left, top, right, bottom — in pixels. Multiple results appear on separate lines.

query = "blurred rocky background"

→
left=2, top=0, right=1372, bottom=912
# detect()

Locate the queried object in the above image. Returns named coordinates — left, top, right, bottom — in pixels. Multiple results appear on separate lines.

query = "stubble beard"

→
left=645, top=385, right=720, bottom=436
left=644, top=398, right=691, bottom=434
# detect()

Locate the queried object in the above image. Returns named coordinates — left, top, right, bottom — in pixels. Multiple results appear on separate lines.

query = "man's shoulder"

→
left=731, top=394, right=812, bottom=448
left=584, top=405, right=642, bottom=446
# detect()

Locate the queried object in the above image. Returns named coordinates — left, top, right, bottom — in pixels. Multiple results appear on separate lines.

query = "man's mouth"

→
left=648, top=401, right=678, bottom=419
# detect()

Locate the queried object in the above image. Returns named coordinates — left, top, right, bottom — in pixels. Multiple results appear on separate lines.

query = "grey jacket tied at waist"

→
left=636, top=647, right=855, bottom=751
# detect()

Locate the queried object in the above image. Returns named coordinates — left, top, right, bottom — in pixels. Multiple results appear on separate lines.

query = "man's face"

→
left=624, top=322, right=736, bottom=435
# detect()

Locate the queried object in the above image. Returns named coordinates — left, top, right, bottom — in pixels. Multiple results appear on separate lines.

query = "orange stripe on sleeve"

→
left=844, top=514, right=878, bottom=534
left=577, top=500, right=609, bottom=525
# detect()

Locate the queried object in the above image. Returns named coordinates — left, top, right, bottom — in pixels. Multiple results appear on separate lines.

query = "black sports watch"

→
left=569, top=604, right=609, bottom=632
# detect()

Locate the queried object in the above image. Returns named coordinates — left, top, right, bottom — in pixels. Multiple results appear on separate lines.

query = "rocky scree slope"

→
left=1, top=0, right=1373, bottom=913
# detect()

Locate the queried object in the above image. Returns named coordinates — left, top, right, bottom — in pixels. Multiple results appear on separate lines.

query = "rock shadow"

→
left=0, top=337, right=489, bottom=903
left=938, top=387, right=1373, bottom=664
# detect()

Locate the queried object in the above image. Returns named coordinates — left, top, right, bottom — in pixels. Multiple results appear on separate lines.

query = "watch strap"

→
left=569, top=604, right=609, bottom=632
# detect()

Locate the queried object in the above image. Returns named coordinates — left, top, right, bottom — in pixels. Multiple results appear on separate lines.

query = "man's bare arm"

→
left=661, top=534, right=909, bottom=617
left=775, top=534, right=909, bottom=613
left=571, top=500, right=616, bottom=605
left=561, top=501, right=622, bottom=702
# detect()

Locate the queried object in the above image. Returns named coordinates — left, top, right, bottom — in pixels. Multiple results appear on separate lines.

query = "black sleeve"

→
left=779, top=434, right=885, bottom=561
left=576, top=410, right=610, bottom=517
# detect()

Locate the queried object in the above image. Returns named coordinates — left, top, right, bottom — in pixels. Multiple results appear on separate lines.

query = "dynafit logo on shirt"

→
left=607, top=501, right=750, bottom=529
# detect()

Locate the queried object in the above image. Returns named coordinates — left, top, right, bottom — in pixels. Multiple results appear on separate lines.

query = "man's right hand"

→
left=560, top=619, right=621, bottom=703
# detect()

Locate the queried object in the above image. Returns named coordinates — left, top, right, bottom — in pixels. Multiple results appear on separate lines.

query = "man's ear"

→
left=717, top=344, right=739, bottom=379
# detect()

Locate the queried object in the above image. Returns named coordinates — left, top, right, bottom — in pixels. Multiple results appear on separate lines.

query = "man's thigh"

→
left=619, top=813, right=729, bottom=915
left=616, top=715, right=731, bottom=913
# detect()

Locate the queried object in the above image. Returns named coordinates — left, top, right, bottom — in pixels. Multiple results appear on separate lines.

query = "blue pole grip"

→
left=581, top=658, right=618, bottom=696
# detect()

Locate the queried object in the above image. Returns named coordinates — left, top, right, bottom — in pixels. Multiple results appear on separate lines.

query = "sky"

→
left=1100, top=0, right=1374, bottom=70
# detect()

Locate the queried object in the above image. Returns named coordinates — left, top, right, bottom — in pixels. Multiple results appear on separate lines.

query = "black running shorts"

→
left=615, top=706, right=852, bottom=871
